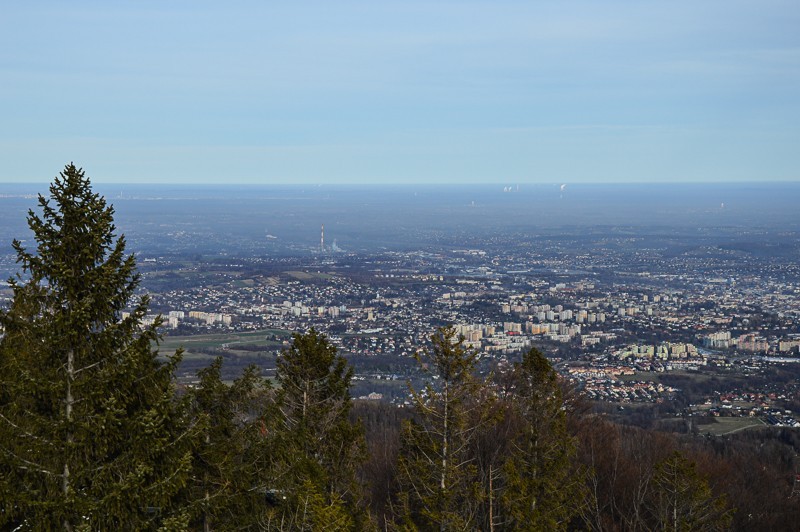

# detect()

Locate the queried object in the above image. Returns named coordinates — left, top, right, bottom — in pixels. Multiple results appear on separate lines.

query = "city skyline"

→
left=2, top=1, right=799, bottom=185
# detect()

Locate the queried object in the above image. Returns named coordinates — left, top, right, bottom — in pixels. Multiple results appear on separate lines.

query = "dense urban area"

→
left=9, top=219, right=797, bottom=433
left=3, top=187, right=800, bottom=435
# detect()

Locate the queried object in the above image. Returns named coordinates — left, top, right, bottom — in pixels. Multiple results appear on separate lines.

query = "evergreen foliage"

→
left=395, top=326, right=485, bottom=530
left=268, top=328, right=367, bottom=528
left=0, top=164, right=197, bottom=529
left=261, top=480, right=354, bottom=531
left=501, top=347, right=585, bottom=530
left=648, top=451, right=733, bottom=532
left=186, top=358, right=272, bottom=529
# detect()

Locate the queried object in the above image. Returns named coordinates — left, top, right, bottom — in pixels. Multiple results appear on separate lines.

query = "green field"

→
left=158, top=329, right=291, bottom=360
left=698, top=416, right=766, bottom=436
left=286, top=270, right=335, bottom=281
left=157, top=329, right=293, bottom=382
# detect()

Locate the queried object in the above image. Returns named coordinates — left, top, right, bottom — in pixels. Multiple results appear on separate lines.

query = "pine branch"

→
left=0, top=443, right=56, bottom=476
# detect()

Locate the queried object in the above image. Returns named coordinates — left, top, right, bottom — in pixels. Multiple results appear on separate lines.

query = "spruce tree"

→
left=500, top=347, right=584, bottom=530
left=648, top=451, right=733, bottom=532
left=0, top=164, right=196, bottom=529
left=395, top=326, right=486, bottom=530
left=186, top=359, right=272, bottom=530
left=268, top=328, right=366, bottom=528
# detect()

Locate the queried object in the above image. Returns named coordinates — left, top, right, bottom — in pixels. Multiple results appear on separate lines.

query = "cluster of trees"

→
left=1, top=166, right=798, bottom=530
left=388, top=327, right=584, bottom=530
left=0, top=166, right=364, bottom=529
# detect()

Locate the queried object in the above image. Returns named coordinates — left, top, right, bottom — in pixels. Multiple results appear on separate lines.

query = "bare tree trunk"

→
left=63, top=349, right=74, bottom=532
left=489, top=464, right=494, bottom=532
left=204, top=431, right=211, bottom=532
left=442, top=383, right=448, bottom=490
left=441, top=382, right=448, bottom=532
left=303, top=384, right=308, bottom=420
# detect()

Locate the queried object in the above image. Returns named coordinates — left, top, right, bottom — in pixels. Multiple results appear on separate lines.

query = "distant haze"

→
left=1, top=183, right=797, bottom=258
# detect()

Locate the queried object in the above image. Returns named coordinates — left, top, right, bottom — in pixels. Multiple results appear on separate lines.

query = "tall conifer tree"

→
left=267, top=328, right=366, bottom=529
left=501, top=347, right=584, bottom=530
left=395, top=326, right=486, bottom=530
left=0, top=164, right=196, bottom=529
left=186, top=359, right=272, bottom=530
left=648, top=451, right=733, bottom=531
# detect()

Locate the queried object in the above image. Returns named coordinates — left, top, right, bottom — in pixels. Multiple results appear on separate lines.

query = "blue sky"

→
left=2, top=1, right=799, bottom=184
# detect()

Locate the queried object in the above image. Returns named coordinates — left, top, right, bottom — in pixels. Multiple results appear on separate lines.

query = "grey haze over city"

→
left=1, top=183, right=797, bottom=262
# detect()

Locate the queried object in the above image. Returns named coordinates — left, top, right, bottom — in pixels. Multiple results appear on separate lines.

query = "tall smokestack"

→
left=320, top=224, right=325, bottom=253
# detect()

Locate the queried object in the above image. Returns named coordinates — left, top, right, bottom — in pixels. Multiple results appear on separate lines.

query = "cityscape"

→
left=4, top=183, right=797, bottom=435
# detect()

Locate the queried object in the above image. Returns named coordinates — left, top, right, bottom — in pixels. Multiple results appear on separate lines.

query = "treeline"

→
left=1, top=166, right=799, bottom=530
left=355, top=349, right=800, bottom=531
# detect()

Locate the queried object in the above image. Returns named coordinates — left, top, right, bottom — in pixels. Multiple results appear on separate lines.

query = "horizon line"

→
left=1, top=180, right=799, bottom=187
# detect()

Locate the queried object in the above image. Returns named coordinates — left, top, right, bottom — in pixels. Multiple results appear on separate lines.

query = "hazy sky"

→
left=2, top=1, right=799, bottom=184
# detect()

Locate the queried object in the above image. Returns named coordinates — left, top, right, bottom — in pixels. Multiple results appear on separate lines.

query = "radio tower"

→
left=320, top=224, right=325, bottom=254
